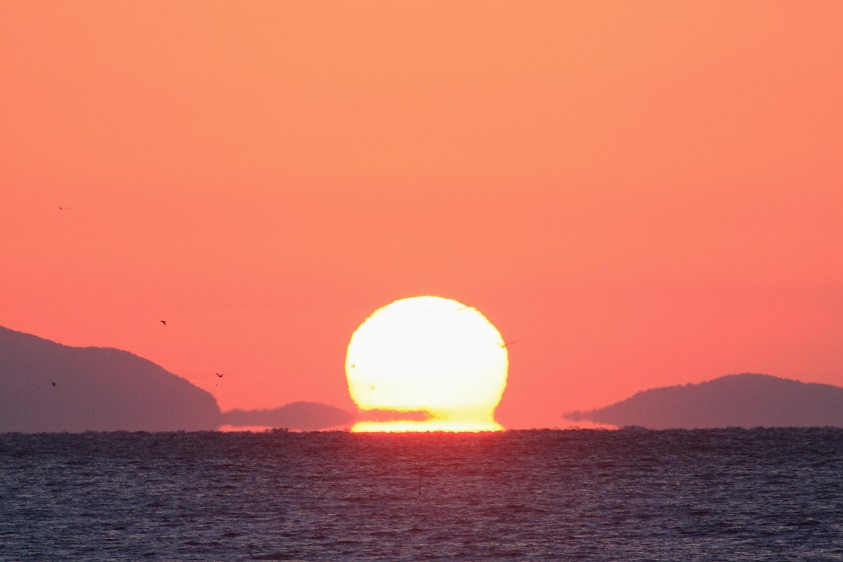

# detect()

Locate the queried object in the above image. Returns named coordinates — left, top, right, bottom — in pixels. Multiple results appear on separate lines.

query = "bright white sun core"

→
left=345, top=295, right=508, bottom=432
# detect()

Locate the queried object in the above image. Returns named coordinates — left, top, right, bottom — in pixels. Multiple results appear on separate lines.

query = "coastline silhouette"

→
left=564, top=373, right=843, bottom=429
left=0, top=325, right=353, bottom=432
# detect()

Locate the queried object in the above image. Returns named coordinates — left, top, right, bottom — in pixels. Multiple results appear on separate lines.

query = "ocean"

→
left=1, top=428, right=841, bottom=561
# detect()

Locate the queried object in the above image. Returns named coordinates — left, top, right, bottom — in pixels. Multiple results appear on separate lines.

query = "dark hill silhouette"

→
left=222, top=402, right=353, bottom=431
left=0, top=326, right=352, bottom=432
left=565, top=373, right=843, bottom=429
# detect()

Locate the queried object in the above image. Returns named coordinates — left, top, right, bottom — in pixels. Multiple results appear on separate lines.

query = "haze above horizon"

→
left=1, top=2, right=841, bottom=429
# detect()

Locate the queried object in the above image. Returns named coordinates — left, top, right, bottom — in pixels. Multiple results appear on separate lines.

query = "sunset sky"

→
left=2, top=2, right=841, bottom=429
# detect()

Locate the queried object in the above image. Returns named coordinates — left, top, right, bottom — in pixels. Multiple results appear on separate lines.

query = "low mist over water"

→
left=2, top=429, right=841, bottom=560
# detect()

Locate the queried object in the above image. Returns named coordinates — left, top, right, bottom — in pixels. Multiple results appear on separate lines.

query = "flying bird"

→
left=160, top=320, right=167, bottom=326
left=216, top=372, right=224, bottom=378
left=51, top=382, right=57, bottom=387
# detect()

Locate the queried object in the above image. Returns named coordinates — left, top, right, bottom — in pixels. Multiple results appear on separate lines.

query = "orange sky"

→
left=2, top=2, right=841, bottom=429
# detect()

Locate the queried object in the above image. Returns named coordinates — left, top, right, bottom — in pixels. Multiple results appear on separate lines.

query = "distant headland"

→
left=565, top=373, right=843, bottom=429
left=0, top=326, right=353, bottom=432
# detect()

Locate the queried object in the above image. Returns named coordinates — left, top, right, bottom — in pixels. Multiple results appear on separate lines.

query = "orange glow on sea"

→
left=351, top=419, right=504, bottom=433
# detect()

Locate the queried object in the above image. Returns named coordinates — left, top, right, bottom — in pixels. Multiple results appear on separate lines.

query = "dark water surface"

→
left=1, top=428, right=841, bottom=561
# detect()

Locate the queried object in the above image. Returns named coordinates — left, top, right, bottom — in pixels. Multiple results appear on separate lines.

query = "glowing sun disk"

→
left=345, top=296, right=508, bottom=432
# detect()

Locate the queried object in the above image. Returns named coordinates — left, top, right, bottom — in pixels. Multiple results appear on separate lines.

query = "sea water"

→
left=1, top=428, right=841, bottom=561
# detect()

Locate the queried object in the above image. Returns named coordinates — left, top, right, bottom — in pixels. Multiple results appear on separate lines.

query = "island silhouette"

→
left=565, top=373, right=843, bottom=429
left=0, top=326, right=353, bottom=432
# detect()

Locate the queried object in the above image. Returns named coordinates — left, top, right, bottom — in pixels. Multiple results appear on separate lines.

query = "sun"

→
left=345, top=296, right=508, bottom=432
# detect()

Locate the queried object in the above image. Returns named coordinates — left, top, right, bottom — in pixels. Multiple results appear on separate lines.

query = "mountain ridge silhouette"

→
left=0, top=325, right=352, bottom=432
left=564, top=373, right=843, bottom=429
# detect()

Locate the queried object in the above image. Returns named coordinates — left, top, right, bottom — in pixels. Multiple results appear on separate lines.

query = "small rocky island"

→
left=565, top=373, right=843, bottom=429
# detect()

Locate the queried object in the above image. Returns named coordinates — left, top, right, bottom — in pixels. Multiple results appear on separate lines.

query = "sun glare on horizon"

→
left=345, top=296, right=508, bottom=432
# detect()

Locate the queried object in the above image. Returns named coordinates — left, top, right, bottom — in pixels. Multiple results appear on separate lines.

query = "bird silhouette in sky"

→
left=51, top=382, right=57, bottom=387
left=216, top=372, right=224, bottom=378
left=160, top=320, right=167, bottom=326
left=58, top=206, right=70, bottom=210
